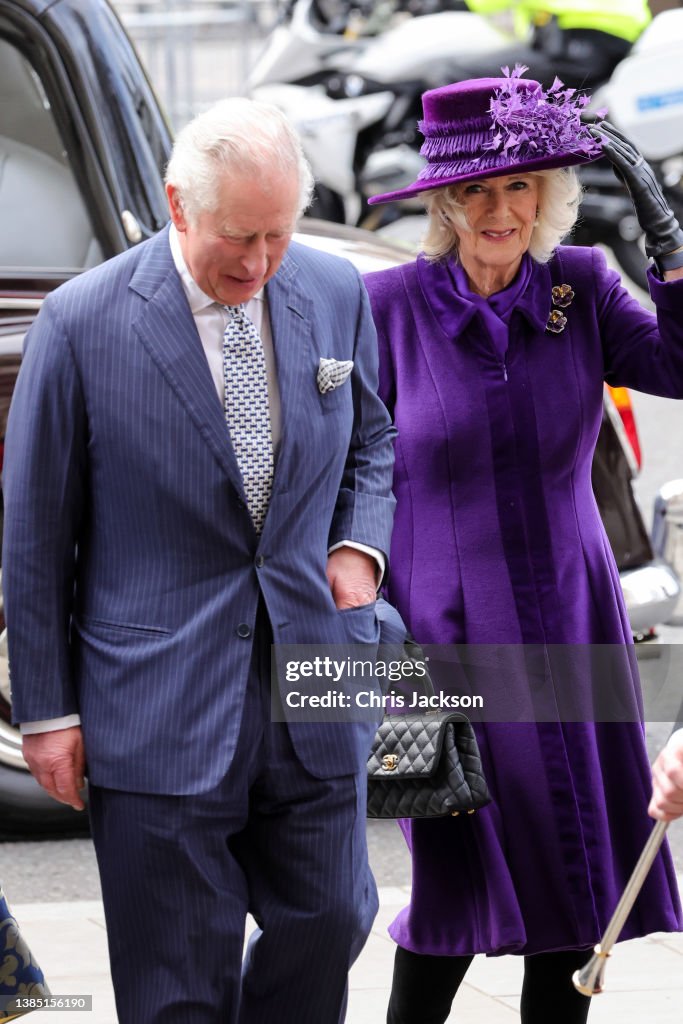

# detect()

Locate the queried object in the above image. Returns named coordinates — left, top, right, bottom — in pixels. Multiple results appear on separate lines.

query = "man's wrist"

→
left=328, top=541, right=385, bottom=586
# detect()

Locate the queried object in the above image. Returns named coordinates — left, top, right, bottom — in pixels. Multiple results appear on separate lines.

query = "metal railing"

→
left=112, top=1, right=280, bottom=128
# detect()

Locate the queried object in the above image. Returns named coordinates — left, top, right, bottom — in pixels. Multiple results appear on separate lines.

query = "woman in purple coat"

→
left=363, top=69, right=683, bottom=1024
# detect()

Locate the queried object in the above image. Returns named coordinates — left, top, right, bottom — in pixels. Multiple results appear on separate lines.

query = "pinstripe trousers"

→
left=88, top=607, right=377, bottom=1023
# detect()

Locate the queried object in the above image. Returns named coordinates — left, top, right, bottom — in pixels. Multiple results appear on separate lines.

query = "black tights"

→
left=387, top=945, right=592, bottom=1024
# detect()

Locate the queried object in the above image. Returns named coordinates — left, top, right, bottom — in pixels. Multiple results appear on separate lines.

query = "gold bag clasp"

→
left=381, top=754, right=399, bottom=772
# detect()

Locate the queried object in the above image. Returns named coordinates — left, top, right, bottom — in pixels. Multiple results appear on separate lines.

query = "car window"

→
left=0, top=36, right=103, bottom=272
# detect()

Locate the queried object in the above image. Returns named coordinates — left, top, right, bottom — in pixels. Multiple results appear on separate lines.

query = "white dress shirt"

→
left=21, top=227, right=384, bottom=735
left=169, top=226, right=283, bottom=451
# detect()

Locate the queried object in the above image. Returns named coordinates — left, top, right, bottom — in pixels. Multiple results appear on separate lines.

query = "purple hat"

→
left=368, top=66, right=603, bottom=205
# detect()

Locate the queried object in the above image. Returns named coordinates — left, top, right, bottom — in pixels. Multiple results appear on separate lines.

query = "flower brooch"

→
left=546, top=283, right=574, bottom=334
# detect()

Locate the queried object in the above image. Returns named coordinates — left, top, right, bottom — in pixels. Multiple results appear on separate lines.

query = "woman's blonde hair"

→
left=421, top=167, right=582, bottom=265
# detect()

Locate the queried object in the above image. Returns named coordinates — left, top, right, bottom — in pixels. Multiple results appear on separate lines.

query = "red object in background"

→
left=607, top=385, right=642, bottom=469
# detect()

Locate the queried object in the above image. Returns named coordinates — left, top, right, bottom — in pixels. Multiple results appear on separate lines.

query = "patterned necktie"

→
left=222, top=304, right=274, bottom=533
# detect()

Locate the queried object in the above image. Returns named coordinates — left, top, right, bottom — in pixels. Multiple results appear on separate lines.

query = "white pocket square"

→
left=317, top=357, right=354, bottom=394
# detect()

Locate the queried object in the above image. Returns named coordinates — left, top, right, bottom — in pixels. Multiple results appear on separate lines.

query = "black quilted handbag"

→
left=366, top=675, right=491, bottom=819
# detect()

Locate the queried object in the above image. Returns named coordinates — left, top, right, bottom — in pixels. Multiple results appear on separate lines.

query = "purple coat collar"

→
left=415, top=252, right=552, bottom=342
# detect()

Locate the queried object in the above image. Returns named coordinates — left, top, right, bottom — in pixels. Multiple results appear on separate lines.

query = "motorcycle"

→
left=247, top=0, right=483, bottom=92
left=247, top=0, right=375, bottom=91
left=253, top=3, right=683, bottom=292
left=250, top=0, right=516, bottom=226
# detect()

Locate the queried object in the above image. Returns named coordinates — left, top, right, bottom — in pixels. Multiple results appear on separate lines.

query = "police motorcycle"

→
left=248, top=0, right=517, bottom=224
left=247, top=0, right=485, bottom=91
left=249, top=0, right=674, bottom=291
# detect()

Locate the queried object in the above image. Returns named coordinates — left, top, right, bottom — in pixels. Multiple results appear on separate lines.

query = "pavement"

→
left=11, top=878, right=683, bottom=1023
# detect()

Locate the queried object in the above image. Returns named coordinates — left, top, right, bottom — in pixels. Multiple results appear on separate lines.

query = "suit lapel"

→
left=130, top=229, right=246, bottom=499
left=265, top=249, right=313, bottom=502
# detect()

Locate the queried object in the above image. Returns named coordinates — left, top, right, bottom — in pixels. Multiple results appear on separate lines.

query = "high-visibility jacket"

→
left=466, top=0, right=651, bottom=44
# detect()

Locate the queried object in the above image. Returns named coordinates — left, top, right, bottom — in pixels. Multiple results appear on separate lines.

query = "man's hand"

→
left=326, top=547, right=377, bottom=610
left=22, top=726, right=86, bottom=811
left=649, top=731, right=683, bottom=822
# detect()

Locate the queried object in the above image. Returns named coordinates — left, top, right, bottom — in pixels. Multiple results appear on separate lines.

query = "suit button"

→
left=255, top=555, right=265, bottom=568
left=237, top=623, right=251, bottom=638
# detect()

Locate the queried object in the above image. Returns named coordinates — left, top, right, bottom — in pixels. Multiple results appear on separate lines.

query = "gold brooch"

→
left=546, top=282, right=574, bottom=334
left=546, top=309, right=567, bottom=334
left=551, top=283, right=575, bottom=308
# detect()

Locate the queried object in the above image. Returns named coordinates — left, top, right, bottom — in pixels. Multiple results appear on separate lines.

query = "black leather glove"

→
left=590, top=120, right=683, bottom=273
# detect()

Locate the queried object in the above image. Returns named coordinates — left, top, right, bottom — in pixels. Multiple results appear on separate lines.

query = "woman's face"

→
left=453, top=174, right=540, bottom=286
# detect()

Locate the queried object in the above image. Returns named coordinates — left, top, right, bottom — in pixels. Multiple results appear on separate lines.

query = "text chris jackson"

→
left=284, top=691, right=485, bottom=710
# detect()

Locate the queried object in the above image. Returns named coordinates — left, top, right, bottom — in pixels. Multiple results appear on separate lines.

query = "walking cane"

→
left=573, top=819, right=669, bottom=996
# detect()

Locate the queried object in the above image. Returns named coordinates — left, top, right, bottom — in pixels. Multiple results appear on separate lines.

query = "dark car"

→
left=0, top=0, right=679, bottom=834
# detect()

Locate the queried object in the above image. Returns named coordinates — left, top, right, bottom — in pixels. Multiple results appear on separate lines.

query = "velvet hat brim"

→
left=368, top=72, right=603, bottom=205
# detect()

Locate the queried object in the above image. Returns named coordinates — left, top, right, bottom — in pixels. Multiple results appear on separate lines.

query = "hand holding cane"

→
left=573, top=819, right=669, bottom=996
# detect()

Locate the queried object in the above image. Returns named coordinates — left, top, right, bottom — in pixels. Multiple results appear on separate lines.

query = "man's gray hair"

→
left=165, top=98, right=315, bottom=223
left=421, top=168, right=582, bottom=265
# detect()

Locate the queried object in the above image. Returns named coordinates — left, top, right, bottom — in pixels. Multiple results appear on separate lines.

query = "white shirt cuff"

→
left=328, top=540, right=386, bottom=586
left=20, top=714, right=81, bottom=735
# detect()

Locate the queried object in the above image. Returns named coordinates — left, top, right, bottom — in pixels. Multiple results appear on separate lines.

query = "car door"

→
left=0, top=0, right=172, bottom=267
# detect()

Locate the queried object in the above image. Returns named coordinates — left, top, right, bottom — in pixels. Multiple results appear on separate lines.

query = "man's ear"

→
left=166, top=183, right=187, bottom=232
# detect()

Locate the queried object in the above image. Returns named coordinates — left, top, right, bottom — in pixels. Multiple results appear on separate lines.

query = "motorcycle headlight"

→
left=325, top=73, right=384, bottom=99
left=342, top=74, right=365, bottom=98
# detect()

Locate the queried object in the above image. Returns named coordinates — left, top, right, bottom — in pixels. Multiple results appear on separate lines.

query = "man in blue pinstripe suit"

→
left=2, top=99, right=396, bottom=1023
